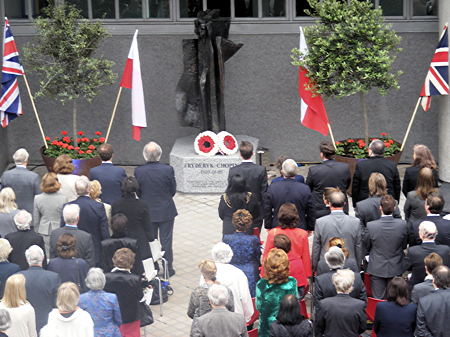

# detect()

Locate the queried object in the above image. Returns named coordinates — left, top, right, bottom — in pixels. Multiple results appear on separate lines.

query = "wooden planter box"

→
left=41, top=146, right=101, bottom=177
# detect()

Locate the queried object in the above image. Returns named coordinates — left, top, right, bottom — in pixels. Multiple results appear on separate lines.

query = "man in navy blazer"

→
left=135, top=141, right=177, bottom=276
left=89, top=143, right=126, bottom=205
left=61, top=176, right=110, bottom=266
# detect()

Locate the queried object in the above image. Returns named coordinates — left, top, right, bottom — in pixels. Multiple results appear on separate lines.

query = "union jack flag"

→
left=420, top=24, right=448, bottom=112
left=0, top=17, right=24, bottom=127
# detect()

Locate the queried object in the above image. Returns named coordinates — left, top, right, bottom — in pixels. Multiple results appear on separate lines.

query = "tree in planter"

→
left=22, top=3, right=116, bottom=149
left=291, top=0, right=402, bottom=144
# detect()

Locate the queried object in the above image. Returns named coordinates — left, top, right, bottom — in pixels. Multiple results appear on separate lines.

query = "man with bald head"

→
left=405, top=221, right=450, bottom=286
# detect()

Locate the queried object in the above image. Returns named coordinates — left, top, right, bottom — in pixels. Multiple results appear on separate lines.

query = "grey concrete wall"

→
left=0, top=127, right=8, bottom=171
left=6, top=31, right=439, bottom=165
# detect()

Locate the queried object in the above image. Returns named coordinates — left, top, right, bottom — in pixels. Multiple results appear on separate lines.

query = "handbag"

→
left=138, top=301, right=154, bottom=327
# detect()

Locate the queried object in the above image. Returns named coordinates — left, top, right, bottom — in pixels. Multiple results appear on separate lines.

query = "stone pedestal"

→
left=170, top=135, right=259, bottom=193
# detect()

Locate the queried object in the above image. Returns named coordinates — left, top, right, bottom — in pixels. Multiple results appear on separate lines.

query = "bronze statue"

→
left=175, top=10, right=243, bottom=132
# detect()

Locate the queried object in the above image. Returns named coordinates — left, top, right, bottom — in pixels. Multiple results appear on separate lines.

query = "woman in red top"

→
left=263, top=203, right=311, bottom=279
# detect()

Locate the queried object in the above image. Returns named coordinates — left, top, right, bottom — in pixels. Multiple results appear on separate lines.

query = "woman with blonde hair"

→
left=0, top=274, right=37, bottom=337
left=41, top=282, right=94, bottom=337
left=89, top=180, right=111, bottom=227
left=256, top=248, right=298, bottom=337
left=403, top=144, right=438, bottom=197
left=33, top=173, right=68, bottom=255
left=0, top=239, right=20, bottom=297
left=53, top=154, right=78, bottom=201
left=0, top=188, right=18, bottom=237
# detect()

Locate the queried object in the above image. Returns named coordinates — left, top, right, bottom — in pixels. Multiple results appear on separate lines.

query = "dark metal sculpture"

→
left=175, top=10, right=243, bottom=132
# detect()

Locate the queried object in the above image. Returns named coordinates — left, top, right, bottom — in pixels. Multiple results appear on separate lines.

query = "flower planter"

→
left=41, top=146, right=101, bottom=177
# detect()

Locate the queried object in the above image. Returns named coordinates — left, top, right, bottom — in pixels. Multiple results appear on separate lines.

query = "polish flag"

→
left=298, top=27, right=329, bottom=136
left=120, top=30, right=147, bottom=141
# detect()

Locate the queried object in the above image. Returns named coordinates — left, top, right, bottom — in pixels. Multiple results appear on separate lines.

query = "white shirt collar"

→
left=102, top=161, right=113, bottom=164
left=427, top=214, right=440, bottom=217
left=16, top=164, right=26, bottom=168
left=425, top=275, right=433, bottom=281
left=241, top=159, right=253, bottom=163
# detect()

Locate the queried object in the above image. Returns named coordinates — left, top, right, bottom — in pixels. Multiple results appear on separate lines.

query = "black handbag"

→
left=149, top=279, right=173, bottom=305
left=138, top=302, right=154, bottom=327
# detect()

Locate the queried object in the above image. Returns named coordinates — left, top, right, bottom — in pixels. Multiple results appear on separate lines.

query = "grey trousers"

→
left=371, top=275, right=393, bottom=299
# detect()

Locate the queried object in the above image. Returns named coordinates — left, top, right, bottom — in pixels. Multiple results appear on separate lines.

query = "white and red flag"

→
left=120, top=30, right=147, bottom=141
left=298, top=27, right=329, bottom=136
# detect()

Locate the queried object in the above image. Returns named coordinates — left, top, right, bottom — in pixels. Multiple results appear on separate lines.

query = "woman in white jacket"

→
left=40, top=282, right=94, bottom=337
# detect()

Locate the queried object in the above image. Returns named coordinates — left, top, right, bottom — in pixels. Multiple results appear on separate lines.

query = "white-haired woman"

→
left=79, top=268, right=122, bottom=337
left=0, top=308, right=11, bottom=337
left=0, top=239, right=20, bottom=297
left=41, top=282, right=94, bottom=337
left=203, top=242, right=254, bottom=323
left=0, top=188, right=19, bottom=238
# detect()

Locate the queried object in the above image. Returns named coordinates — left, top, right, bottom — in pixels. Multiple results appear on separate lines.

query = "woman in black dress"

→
left=218, top=174, right=259, bottom=235
left=403, top=144, right=438, bottom=197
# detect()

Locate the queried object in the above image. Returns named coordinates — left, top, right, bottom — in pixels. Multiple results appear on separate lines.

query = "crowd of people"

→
left=0, top=136, right=448, bottom=337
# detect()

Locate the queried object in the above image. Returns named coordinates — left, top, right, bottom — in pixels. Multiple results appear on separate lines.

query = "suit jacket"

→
left=263, top=179, right=315, bottom=230
left=5, top=230, right=47, bottom=270
left=101, top=236, right=144, bottom=275
left=50, top=226, right=95, bottom=267
left=306, top=159, right=351, bottom=217
left=355, top=196, right=401, bottom=228
left=0, top=210, right=18, bottom=237
left=0, top=166, right=40, bottom=213
left=373, top=301, right=417, bottom=337
left=402, top=165, right=439, bottom=197
left=405, top=242, right=450, bottom=286
left=135, top=162, right=178, bottom=222
left=352, top=156, right=401, bottom=206
left=365, top=216, right=408, bottom=278
left=89, top=163, right=126, bottom=205
left=408, top=214, right=450, bottom=247
left=313, top=269, right=367, bottom=308
left=411, top=279, right=435, bottom=304
left=404, top=191, right=427, bottom=225
left=19, top=266, right=61, bottom=331
left=312, top=211, right=362, bottom=272
left=416, top=288, right=450, bottom=337
left=62, top=196, right=110, bottom=265
left=0, top=261, right=20, bottom=297
left=33, top=192, right=68, bottom=236
left=191, top=307, right=248, bottom=337
left=315, top=294, right=366, bottom=337
left=228, top=161, right=267, bottom=225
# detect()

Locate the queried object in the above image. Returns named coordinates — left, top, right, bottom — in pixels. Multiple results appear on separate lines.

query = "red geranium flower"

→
left=93, top=138, right=98, bottom=142
left=389, top=139, right=394, bottom=144
left=82, top=137, right=89, bottom=142
left=62, top=137, right=71, bottom=143
left=67, top=145, right=74, bottom=150
left=336, top=141, right=342, bottom=145
left=76, top=138, right=82, bottom=143
left=60, top=131, right=68, bottom=136
left=99, top=137, right=105, bottom=143
left=61, top=143, right=68, bottom=148
left=51, top=140, right=58, bottom=145
left=75, top=147, right=80, bottom=151
left=86, top=150, right=93, bottom=154
left=88, top=145, right=95, bottom=150
left=347, top=139, right=355, bottom=143
left=79, top=150, right=85, bottom=154
left=45, top=136, right=51, bottom=141
left=380, top=132, right=388, bottom=136
left=95, top=131, right=102, bottom=136
left=384, top=142, right=391, bottom=148
left=77, top=131, right=84, bottom=136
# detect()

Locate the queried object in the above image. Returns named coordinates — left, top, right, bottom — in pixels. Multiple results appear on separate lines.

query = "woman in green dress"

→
left=256, top=248, right=298, bottom=337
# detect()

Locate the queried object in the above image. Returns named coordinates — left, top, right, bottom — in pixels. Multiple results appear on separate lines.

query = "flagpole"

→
left=400, top=97, right=421, bottom=152
left=105, top=86, right=123, bottom=143
left=327, top=123, right=337, bottom=150
left=22, top=75, right=48, bottom=149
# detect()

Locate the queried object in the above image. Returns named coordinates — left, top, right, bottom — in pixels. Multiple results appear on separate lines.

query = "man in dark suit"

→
left=365, top=195, right=408, bottom=298
left=411, top=252, right=442, bottom=303
left=352, top=139, right=401, bottom=207
left=61, top=176, right=110, bottom=266
left=19, top=245, right=61, bottom=332
left=315, top=269, right=366, bottom=337
left=51, top=204, right=95, bottom=267
left=306, top=141, right=351, bottom=218
left=405, top=221, right=450, bottom=286
left=228, top=141, right=267, bottom=228
left=313, top=246, right=366, bottom=309
left=0, top=148, right=40, bottom=214
left=263, top=159, right=315, bottom=230
left=5, top=210, right=47, bottom=270
left=89, top=143, right=126, bottom=205
left=135, top=141, right=177, bottom=276
left=416, top=265, right=450, bottom=336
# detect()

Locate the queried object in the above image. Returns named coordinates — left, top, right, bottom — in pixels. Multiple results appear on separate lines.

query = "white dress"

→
left=0, top=301, right=37, bottom=337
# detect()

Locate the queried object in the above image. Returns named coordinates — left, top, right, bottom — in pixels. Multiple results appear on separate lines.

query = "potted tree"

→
left=22, top=3, right=116, bottom=175
left=291, top=0, right=403, bottom=173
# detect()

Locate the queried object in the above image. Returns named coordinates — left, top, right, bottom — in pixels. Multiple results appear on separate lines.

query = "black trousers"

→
left=150, top=218, right=175, bottom=270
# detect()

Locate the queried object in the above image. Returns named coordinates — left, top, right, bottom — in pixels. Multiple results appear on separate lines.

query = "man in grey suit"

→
left=0, top=148, right=40, bottom=213
left=411, top=252, right=442, bottom=303
left=19, top=245, right=61, bottom=332
left=365, top=195, right=408, bottom=299
left=191, top=284, right=248, bottom=337
left=50, top=204, right=95, bottom=267
left=312, top=188, right=362, bottom=273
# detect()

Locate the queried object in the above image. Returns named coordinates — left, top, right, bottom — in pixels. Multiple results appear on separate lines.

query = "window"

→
left=67, top=0, right=89, bottom=17
left=262, top=0, right=286, bottom=17
left=92, top=0, right=115, bottom=19
left=379, top=0, right=403, bottom=16
left=147, top=0, right=170, bottom=18
left=295, top=0, right=312, bottom=17
left=179, top=0, right=202, bottom=18
left=413, top=0, right=437, bottom=16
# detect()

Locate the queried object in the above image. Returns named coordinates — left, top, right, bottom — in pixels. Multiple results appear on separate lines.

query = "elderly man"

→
left=135, top=141, right=177, bottom=276
left=0, top=148, right=40, bottom=213
left=315, top=269, right=366, bottom=337
left=62, top=176, right=109, bottom=266
left=312, top=188, right=362, bottom=273
left=19, top=245, right=61, bottom=331
left=313, top=247, right=366, bottom=309
left=263, top=159, right=315, bottom=230
left=416, top=265, right=450, bottom=336
left=51, top=204, right=95, bottom=267
left=411, top=252, right=442, bottom=304
left=5, top=210, right=46, bottom=269
left=405, top=221, right=450, bottom=286
left=306, top=141, right=351, bottom=218
left=89, top=143, right=126, bottom=205
left=191, top=284, right=248, bottom=337
left=352, top=139, right=401, bottom=207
